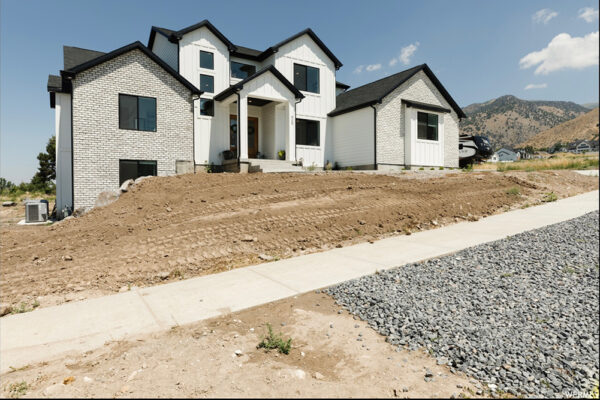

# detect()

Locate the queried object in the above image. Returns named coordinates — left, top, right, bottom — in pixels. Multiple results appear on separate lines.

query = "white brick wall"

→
left=72, top=49, right=194, bottom=208
left=375, top=70, right=460, bottom=168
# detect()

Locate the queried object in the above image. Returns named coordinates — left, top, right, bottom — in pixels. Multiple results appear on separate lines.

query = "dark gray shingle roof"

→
left=63, top=46, right=106, bottom=70
left=47, top=75, right=64, bottom=92
left=330, top=64, right=466, bottom=118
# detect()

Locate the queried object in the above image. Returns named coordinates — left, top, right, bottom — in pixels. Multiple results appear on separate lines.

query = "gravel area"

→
left=328, top=211, right=600, bottom=398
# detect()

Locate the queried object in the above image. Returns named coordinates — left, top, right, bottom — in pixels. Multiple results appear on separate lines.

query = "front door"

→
left=230, top=115, right=259, bottom=158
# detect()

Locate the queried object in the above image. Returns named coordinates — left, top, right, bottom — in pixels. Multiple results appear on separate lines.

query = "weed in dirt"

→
left=7, top=381, right=28, bottom=398
left=307, top=163, right=317, bottom=172
left=257, top=323, right=292, bottom=354
left=542, top=192, right=558, bottom=202
left=170, top=269, right=184, bottom=279
left=462, top=164, right=473, bottom=172
left=325, top=161, right=333, bottom=171
left=11, top=300, right=39, bottom=314
left=419, top=167, right=424, bottom=170
left=506, top=187, right=520, bottom=196
left=500, top=272, right=514, bottom=278
left=345, top=166, right=353, bottom=171
left=430, top=167, right=435, bottom=170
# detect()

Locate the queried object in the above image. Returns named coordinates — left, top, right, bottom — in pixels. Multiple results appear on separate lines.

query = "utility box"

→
left=25, top=199, right=49, bottom=223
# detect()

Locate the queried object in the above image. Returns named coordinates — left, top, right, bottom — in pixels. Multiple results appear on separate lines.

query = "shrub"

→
left=542, top=192, right=558, bottom=202
left=325, top=161, right=333, bottom=171
left=439, top=167, right=444, bottom=170
left=418, top=167, right=424, bottom=171
left=8, top=381, right=28, bottom=398
left=257, top=323, right=292, bottom=354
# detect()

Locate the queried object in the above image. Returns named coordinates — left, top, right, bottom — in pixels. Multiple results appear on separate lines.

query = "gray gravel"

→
left=328, top=211, right=599, bottom=398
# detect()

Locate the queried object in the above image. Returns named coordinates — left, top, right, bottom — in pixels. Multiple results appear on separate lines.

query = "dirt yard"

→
left=0, top=291, right=484, bottom=398
left=1, top=170, right=597, bottom=310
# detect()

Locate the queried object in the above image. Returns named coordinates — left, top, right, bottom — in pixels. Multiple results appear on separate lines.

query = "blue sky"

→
left=1, top=0, right=598, bottom=183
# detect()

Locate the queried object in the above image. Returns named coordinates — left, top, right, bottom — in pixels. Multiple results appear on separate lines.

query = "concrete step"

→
left=247, top=158, right=304, bottom=173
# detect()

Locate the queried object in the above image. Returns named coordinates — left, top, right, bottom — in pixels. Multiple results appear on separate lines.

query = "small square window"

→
left=293, top=63, right=319, bottom=94
left=200, top=99, right=214, bottom=116
left=200, top=51, right=214, bottom=69
left=417, top=112, right=438, bottom=141
left=200, top=74, right=214, bottom=93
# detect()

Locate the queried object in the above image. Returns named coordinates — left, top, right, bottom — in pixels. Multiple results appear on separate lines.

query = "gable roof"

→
left=329, top=64, right=466, bottom=118
left=213, top=65, right=304, bottom=101
left=147, top=21, right=342, bottom=69
left=58, top=41, right=202, bottom=95
left=63, top=46, right=106, bottom=70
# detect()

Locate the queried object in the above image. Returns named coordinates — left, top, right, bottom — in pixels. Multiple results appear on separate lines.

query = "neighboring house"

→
left=569, top=140, right=594, bottom=154
left=516, top=149, right=533, bottom=160
left=490, top=148, right=518, bottom=163
left=47, top=19, right=464, bottom=213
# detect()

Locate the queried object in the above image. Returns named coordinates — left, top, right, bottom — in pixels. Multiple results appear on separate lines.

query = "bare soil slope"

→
left=0, top=291, right=480, bottom=398
left=519, top=108, right=599, bottom=149
left=1, top=171, right=597, bottom=309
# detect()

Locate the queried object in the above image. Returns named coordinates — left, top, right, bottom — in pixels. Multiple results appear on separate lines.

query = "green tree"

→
left=0, top=177, right=15, bottom=191
left=30, top=136, right=56, bottom=192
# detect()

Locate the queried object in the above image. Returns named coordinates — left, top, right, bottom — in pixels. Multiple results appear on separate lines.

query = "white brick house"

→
left=48, top=20, right=465, bottom=215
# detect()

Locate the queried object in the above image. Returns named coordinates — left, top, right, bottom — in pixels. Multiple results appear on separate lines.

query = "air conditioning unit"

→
left=25, top=199, right=49, bottom=223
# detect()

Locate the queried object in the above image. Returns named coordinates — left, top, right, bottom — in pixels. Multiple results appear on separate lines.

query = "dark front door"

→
left=230, top=115, right=259, bottom=158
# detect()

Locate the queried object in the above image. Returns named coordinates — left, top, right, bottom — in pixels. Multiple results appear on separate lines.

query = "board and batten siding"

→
left=71, top=49, right=194, bottom=209
left=151, top=33, right=179, bottom=71
left=54, top=92, right=73, bottom=212
left=331, top=107, right=375, bottom=168
left=376, top=70, right=459, bottom=168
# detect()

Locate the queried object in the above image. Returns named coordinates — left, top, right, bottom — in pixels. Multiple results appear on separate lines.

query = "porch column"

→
left=239, top=93, right=249, bottom=160
left=287, top=102, right=296, bottom=162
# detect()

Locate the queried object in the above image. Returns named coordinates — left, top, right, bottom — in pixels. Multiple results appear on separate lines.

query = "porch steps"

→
left=246, top=158, right=306, bottom=173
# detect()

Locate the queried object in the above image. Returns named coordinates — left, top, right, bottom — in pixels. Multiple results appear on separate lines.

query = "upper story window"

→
left=231, top=61, right=257, bottom=80
left=119, top=94, right=156, bottom=132
left=200, top=99, right=214, bottom=117
left=200, top=74, right=214, bottom=93
left=296, top=119, right=320, bottom=146
left=200, top=51, right=214, bottom=69
left=417, top=112, right=439, bottom=141
left=294, top=63, right=319, bottom=94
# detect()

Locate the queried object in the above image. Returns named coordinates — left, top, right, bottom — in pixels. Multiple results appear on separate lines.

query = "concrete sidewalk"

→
left=1, top=190, right=598, bottom=373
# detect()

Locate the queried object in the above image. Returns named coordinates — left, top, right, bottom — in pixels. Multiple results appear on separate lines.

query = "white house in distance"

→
left=47, top=19, right=466, bottom=214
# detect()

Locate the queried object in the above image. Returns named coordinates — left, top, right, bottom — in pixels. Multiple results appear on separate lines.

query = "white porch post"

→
left=287, top=102, right=296, bottom=162
left=239, top=93, right=249, bottom=160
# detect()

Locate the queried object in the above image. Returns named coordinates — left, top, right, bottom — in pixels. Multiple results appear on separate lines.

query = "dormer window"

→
left=294, top=63, right=319, bottom=94
left=200, top=51, right=214, bottom=70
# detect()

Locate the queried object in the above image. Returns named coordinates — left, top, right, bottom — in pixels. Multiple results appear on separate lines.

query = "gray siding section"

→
left=71, top=49, right=194, bottom=208
left=152, top=33, right=179, bottom=71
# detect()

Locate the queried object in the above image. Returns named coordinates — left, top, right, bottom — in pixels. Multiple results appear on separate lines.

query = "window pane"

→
left=306, top=66, right=319, bottom=93
left=231, top=61, right=256, bottom=79
left=200, top=99, right=214, bottom=116
left=119, top=94, right=137, bottom=130
left=200, top=74, right=214, bottom=93
left=417, top=112, right=428, bottom=140
left=200, top=51, right=214, bottom=69
left=138, top=97, right=156, bottom=131
left=119, top=160, right=138, bottom=184
left=294, top=64, right=307, bottom=91
left=138, top=160, right=157, bottom=177
left=427, top=113, right=438, bottom=141
left=296, top=119, right=320, bottom=146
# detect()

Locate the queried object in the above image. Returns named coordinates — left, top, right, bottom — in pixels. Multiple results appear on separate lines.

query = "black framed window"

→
left=293, top=63, right=319, bottom=93
left=417, top=112, right=439, bottom=141
left=296, top=119, right=320, bottom=146
left=231, top=61, right=256, bottom=79
left=119, top=94, right=156, bottom=132
left=200, top=74, right=214, bottom=93
left=200, top=50, right=214, bottom=69
left=200, top=99, right=214, bottom=116
left=119, top=160, right=157, bottom=185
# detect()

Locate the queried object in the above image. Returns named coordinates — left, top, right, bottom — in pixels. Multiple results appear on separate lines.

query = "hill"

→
left=519, top=108, right=599, bottom=149
left=581, top=102, right=599, bottom=110
left=460, top=95, right=588, bottom=149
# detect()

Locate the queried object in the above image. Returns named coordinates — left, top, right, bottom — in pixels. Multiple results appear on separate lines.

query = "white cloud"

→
left=399, top=42, right=419, bottom=65
left=353, top=65, right=364, bottom=74
left=366, top=63, right=382, bottom=72
left=389, top=58, right=398, bottom=67
left=578, top=7, right=599, bottom=23
left=519, top=31, right=599, bottom=75
left=524, top=83, right=548, bottom=90
left=532, top=8, right=558, bottom=24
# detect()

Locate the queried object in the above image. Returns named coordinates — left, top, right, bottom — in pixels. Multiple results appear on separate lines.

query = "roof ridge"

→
left=339, top=64, right=425, bottom=96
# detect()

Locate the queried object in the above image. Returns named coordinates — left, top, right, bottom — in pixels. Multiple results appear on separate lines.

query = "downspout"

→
left=236, top=89, right=241, bottom=160
left=370, top=103, right=379, bottom=169
left=192, top=94, right=199, bottom=172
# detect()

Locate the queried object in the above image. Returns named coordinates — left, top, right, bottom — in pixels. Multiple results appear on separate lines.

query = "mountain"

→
left=581, top=102, right=599, bottom=110
left=460, top=95, right=589, bottom=149
left=519, top=108, right=599, bottom=149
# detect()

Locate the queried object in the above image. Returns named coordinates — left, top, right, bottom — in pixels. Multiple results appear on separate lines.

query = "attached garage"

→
left=329, top=64, right=466, bottom=170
